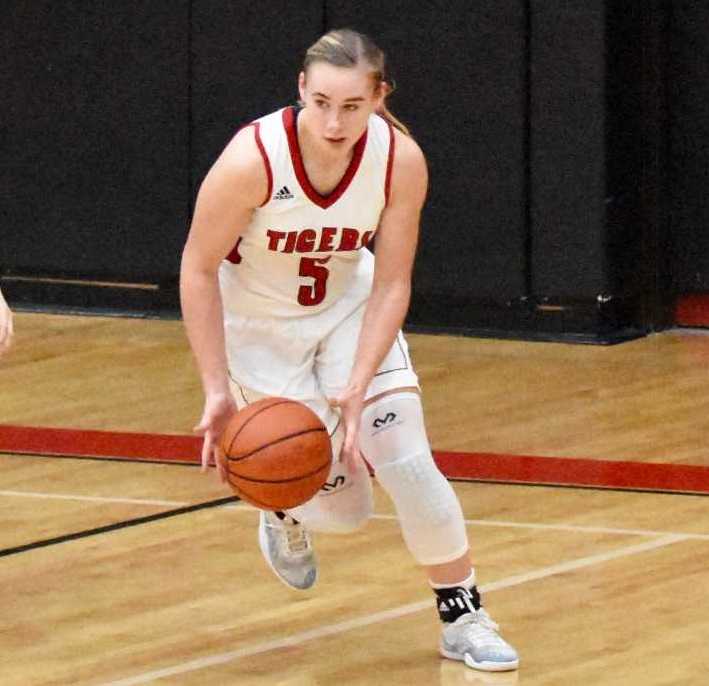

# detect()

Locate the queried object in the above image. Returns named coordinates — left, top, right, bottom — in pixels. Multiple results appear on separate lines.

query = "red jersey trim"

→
left=225, top=122, right=271, bottom=263
left=283, top=106, right=368, bottom=209
left=249, top=122, right=273, bottom=207
left=384, top=120, right=395, bottom=206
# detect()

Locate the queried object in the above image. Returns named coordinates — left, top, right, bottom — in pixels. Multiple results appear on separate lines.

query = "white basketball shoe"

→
left=440, top=607, right=519, bottom=672
left=258, top=510, right=317, bottom=590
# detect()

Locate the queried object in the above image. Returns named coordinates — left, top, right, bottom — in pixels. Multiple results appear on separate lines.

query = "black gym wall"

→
left=0, top=2, right=702, bottom=342
left=668, top=1, right=709, bottom=296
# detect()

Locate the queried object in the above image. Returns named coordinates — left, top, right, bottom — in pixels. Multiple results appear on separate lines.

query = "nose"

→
left=325, top=110, right=342, bottom=135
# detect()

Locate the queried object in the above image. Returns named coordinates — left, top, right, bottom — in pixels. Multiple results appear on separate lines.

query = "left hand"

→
left=328, top=387, right=366, bottom=474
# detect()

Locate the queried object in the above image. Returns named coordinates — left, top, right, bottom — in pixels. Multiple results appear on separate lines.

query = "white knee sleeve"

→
left=288, top=419, right=373, bottom=534
left=360, top=392, right=469, bottom=565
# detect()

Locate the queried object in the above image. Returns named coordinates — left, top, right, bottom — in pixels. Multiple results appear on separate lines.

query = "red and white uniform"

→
left=220, top=106, right=392, bottom=318
left=218, top=106, right=418, bottom=433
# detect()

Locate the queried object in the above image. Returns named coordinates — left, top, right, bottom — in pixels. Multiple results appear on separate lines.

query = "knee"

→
left=293, top=494, right=372, bottom=534
left=375, top=451, right=460, bottom=527
left=288, top=429, right=374, bottom=535
left=359, top=391, right=469, bottom=565
left=317, top=507, right=371, bottom=534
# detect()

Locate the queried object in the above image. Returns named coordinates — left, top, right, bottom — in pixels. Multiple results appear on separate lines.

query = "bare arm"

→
left=180, top=126, right=268, bottom=472
left=333, top=130, right=428, bottom=465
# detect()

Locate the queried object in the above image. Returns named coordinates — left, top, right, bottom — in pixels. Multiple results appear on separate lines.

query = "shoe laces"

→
left=269, top=516, right=310, bottom=556
left=455, top=609, right=506, bottom=648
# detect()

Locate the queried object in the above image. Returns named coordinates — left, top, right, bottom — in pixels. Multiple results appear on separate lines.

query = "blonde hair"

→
left=303, top=28, right=411, bottom=136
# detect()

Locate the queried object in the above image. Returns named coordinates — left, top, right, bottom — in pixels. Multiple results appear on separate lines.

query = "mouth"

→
left=325, top=137, right=346, bottom=144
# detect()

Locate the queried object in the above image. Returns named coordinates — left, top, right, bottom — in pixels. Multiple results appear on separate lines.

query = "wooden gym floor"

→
left=1, top=312, right=708, bottom=685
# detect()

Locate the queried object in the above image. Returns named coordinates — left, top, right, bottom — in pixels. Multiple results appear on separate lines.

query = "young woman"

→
left=0, top=287, right=13, bottom=354
left=180, top=29, right=518, bottom=673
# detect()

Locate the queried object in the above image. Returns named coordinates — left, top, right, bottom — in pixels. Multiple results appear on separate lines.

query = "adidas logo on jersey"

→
left=273, top=185, right=294, bottom=200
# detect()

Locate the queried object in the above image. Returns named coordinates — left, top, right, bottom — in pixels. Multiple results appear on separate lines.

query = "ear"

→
left=373, top=80, right=388, bottom=110
left=298, top=71, right=306, bottom=103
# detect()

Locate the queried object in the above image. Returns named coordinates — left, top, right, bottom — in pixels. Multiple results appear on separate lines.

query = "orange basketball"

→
left=218, top=397, right=332, bottom=510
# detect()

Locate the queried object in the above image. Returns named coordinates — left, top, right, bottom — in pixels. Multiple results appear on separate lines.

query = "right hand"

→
left=193, top=391, right=238, bottom=482
left=0, top=291, right=13, bottom=355
left=328, top=385, right=366, bottom=475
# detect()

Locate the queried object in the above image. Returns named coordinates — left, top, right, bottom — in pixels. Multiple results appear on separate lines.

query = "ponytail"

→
left=376, top=81, right=411, bottom=137
left=377, top=103, right=411, bottom=137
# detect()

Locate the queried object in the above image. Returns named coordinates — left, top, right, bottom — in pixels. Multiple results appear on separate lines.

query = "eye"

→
left=315, top=99, right=329, bottom=109
left=344, top=104, right=359, bottom=112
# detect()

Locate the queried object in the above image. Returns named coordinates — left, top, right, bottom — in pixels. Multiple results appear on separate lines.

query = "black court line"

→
left=0, top=495, right=238, bottom=559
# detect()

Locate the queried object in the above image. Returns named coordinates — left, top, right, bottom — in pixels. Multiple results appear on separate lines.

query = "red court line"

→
left=0, top=425, right=201, bottom=463
left=434, top=451, right=709, bottom=494
left=675, top=294, right=709, bottom=327
left=1, top=425, right=708, bottom=494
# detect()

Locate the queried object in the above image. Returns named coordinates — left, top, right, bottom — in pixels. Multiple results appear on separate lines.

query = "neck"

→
left=297, top=109, right=356, bottom=166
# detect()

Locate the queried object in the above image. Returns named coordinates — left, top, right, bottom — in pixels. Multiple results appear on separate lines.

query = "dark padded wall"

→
left=605, top=0, right=671, bottom=327
left=1, top=1, right=190, bottom=282
left=327, top=1, right=528, bottom=311
left=669, top=2, right=709, bottom=293
left=529, top=2, right=607, bottom=298
left=190, top=1, right=323, bottom=200
left=1, top=2, right=693, bottom=339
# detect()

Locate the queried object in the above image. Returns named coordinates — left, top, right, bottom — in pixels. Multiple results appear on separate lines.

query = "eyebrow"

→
left=312, top=92, right=366, bottom=102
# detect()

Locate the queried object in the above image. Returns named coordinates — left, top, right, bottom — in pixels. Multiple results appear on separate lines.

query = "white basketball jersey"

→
left=218, top=106, right=394, bottom=319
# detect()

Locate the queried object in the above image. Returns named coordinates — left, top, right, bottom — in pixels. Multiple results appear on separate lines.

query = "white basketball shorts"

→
left=223, top=289, right=419, bottom=433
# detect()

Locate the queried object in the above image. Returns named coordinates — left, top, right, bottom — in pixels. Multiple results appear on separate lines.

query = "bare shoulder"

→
left=218, top=125, right=265, bottom=171
left=393, top=127, right=426, bottom=167
left=390, top=128, right=428, bottom=206
left=202, top=124, right=269, bottom=209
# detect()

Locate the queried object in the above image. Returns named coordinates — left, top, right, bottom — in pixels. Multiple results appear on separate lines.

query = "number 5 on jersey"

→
left=298, top=257, right=331, bottom=306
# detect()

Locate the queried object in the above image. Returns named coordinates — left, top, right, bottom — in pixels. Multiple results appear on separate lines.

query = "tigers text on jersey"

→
left=218, top=106, right=395, bottom=318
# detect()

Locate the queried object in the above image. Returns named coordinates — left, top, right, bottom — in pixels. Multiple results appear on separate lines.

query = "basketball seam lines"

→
left=226, top=458, right=331, bottom=484
left=225, top=427, right=329, bottom=463
left=226, top=399, right=299, bottom=456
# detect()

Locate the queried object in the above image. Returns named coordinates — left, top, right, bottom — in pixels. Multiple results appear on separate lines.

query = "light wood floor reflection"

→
left=1, top=313, right=708, bottom=685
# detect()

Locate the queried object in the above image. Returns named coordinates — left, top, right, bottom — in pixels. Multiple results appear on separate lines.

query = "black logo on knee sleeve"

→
left=321, top=475, right=346, bottom=492
left=372, top=412, right=397, bottom=428
left=371, top=411, right=403, bottom=436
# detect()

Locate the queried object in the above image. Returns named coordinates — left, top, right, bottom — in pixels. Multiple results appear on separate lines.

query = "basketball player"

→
left=0, top=286, right=13, bottom=354
left=180, top=29, right=518, bottom=673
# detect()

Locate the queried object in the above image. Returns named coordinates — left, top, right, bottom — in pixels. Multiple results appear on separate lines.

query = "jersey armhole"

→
left=384, top=120, right=395, bottom=207
left=239, top=121, right=273, bottom=207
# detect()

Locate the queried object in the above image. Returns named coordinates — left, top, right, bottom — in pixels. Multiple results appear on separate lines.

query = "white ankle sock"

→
left=429, top=570, right=475, bottom=590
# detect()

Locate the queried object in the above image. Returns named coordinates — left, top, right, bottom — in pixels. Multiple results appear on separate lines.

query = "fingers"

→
left=215, top=447, right=228, bottom=484
left=339, top=426, right=361, bottom=475
left=200, top=432, right=214, bottom=473
left=193, top=416, right=208, bottom=435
